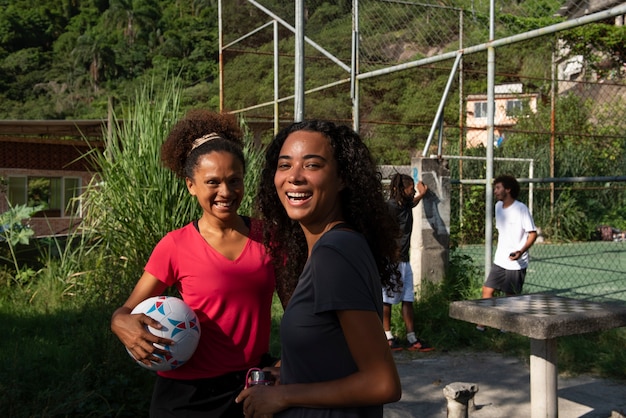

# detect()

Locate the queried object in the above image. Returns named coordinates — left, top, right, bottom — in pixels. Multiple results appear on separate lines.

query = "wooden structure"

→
left=0, top=120, right=107, bottom=237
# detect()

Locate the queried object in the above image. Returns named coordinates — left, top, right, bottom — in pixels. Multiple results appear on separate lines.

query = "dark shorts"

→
left=150, top=353, right=277, bottom=418
left=150, top=371, right=246, bottom=418
left=484, top=264, right=526, bottom=295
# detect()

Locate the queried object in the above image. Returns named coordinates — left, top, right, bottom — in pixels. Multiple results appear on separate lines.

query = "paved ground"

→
left=384, top=350, right=626, bottom=418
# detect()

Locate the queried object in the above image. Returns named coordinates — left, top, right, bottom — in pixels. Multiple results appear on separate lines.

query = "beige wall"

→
left=465, top=94, right=538, bottom=148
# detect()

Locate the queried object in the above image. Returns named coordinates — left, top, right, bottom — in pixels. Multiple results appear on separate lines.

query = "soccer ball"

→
left=127, top=296, right=201, bottom=371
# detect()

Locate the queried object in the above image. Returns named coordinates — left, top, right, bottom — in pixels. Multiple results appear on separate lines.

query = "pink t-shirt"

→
left=144, top=219, right=275, bottom=380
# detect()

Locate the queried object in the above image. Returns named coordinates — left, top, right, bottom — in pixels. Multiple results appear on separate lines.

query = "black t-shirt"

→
left=276, top=228, right=383, bottom=418
left=387, top=198, right=412, bottom=262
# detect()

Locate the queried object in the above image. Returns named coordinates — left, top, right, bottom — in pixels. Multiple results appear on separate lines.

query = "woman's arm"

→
left=237, top=310, right=401, bottom=417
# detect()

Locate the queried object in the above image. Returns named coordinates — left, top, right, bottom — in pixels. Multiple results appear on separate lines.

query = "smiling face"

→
left=186, top=150, right=244, bottom=222
left=274, top=130, right=344, bottom=231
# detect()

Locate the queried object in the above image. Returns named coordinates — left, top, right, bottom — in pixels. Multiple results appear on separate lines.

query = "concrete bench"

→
left=449, top=294, right=626, bottom=418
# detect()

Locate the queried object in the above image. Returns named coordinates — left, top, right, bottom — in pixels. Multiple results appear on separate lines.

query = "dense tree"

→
left=1, top=0, right=625, bottom=241
left=0, top=0, right=220, bottom=118
left=0, top=0, right=624, bottom=167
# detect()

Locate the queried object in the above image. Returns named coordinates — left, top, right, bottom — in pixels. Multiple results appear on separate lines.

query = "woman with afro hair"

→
left=111, top=109, right=276, bottom=417
left=236, top=120, right=402, bottom=418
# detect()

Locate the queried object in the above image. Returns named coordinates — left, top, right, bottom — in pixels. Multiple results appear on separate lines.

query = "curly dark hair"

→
left=389, top=173, right=414, bottom=206
left=494, top=174, right=520, bottom=199
left=160, top=109, right=245, bottom=178
left=257, top=120, right=401, bottom=307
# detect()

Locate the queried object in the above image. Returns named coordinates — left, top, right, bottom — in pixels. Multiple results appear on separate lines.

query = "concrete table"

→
left=449, top=294, right=626, bottom=418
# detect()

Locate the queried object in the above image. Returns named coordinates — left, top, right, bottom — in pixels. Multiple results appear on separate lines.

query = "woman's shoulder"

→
left=149, top=223, right=197, bottom=256
left=169, top=221, right=197, bottom=235
left=314, top=230, right=377, bottom=274
left=159, top=222, right=197, bottom=243
left=321, top=227, right=367, bottom=250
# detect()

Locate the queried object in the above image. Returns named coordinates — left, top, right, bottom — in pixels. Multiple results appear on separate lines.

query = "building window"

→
left=7, top=176, right=81, bottom=217
left=506, top=99, right=523, bottom=115
left=474, top=101, right=488, bottom=118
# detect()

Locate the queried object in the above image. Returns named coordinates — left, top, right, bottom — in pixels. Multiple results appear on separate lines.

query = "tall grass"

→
left=239, top=119, right=266, bottom=217
left=80, top=77, right=196, bottom=301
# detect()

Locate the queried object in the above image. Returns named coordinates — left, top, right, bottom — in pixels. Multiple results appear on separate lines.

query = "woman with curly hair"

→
left=111, top=109, right=276, bottom=417
left=236, top=120, right=402, bottom=418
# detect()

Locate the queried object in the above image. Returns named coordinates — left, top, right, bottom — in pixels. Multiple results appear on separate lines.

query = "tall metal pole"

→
left=218, top=0, right=224, bottom=112
left=458, top=9, right=465, bottom=232
left=550, top=47, right=556, bottom=216
left=351, top=0, right=359, bottom=132
left=294, top=1, right=305, bottom=121
left=484, top=0, right=496, bottom=280
left=274, top=20, right=279, bottom=134
left=422, top=53, right=462, bottom=156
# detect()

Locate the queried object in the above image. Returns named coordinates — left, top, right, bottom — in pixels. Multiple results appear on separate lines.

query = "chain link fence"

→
left=220, top=1, right=626, bottom=303
left=380, top=159, right=626, bottom=303
left=451, top=177, right=626, bottom=304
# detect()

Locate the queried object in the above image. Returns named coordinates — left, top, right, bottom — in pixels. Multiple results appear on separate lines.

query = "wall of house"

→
left=1, top=135, right=103, bottom=237
left=0, top=167, right=96, bottom=237
left=465, top=93, right=538, bottom=148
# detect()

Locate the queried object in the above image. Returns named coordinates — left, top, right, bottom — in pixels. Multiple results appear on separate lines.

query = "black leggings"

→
left=150, top=371, right=246, bottom=418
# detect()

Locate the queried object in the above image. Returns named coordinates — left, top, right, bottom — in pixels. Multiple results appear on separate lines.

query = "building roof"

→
left=554, top=0, right=625, bottom=18
left=0, top=120, right=107, bottom=171
left=0, top=120, right=109, bottom=139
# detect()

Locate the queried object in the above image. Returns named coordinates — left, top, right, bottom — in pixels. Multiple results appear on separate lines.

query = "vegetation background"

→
left=1, top=0, right=626, bottom=416
left=3, top=0, right=624, bottom=159
left=2, top=0, right=625, bottom=241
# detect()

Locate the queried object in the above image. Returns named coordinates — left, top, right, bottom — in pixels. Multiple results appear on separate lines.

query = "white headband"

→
left=189, top=132, right=223, bottom=154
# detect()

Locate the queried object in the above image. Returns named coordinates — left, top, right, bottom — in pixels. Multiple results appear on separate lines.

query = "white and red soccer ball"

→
left=127, top=296, right=201, bottom=371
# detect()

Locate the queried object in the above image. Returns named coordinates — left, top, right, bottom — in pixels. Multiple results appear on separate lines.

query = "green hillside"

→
left=1, top=1, right=625, bottom=166
left=0, top=0, right=560, bottom=120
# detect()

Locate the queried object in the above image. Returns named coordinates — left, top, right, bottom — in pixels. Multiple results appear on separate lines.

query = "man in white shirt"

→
left=477, top=175, right=537, bottom=331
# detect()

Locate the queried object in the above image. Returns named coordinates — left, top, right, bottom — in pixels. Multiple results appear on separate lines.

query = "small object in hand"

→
left=246, top=368, right=274, bottom=387
left=510, top=252, right=517, bottom=257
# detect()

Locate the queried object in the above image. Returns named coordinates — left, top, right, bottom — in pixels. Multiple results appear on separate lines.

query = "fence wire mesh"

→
left=451, top=178, right=626, bottom=303
left=221, top=1, right=626, bottom=302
